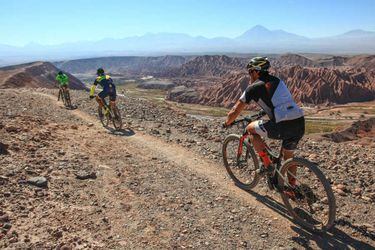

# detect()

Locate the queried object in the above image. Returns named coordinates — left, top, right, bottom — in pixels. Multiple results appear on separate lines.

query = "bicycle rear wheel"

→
left=98, top=106, right=109, bottom=127
left=222, top=134, right=260, bottom=190
left=278, top=158, right=336, bottom=232
left=111, top=106, right=122, bottom=130
left=64, top=90, right=72, bottom=108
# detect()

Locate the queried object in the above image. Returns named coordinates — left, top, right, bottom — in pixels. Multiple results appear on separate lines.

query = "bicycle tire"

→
left=62, top=90, right=67, bottom=106
left=278, top=157, right=336, bottom=232
left=111, top=106, right=123, bottom=130
left=64, top=90, right=72, bottom=108
left=222, top=134, right=260, bottom=190
left=98, top=106, right=109, bottom=127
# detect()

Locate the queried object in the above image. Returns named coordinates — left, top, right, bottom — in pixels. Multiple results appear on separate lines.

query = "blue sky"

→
left=1, top=0, right=375, bottom=46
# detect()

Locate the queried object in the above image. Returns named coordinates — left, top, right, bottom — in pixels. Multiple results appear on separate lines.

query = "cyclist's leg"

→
left=246, top=121, right=266, bottom=151
left=282, top=137, right=303, bottom=186
left=58, top=86, right=62, bottom=100
left=96, top=90, right=106, bottom=107
left=279, top=117, right=305, bottom=186
left=246, top=120, right=276, bottom=167
left=62, top=85, right=71, bottom=106
left=109, top=86, right=117, bottom=111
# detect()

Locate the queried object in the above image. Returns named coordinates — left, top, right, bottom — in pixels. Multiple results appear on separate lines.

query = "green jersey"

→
left=56, top=73, right=69, bottom=86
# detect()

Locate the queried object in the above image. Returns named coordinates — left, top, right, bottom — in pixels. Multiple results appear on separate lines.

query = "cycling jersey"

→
left=90, top=74, right=117, bottom=101
left=240, top=73, right=304, bottom=123
left=92, top=75, right=115, bottom=90
left=56, top=74, right=69, bottom=86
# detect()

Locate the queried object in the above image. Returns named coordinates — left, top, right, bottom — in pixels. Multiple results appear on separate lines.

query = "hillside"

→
left=166, top=55, right=247, bottom=77
left=166, top=54, right=375, bottom=107
left=54, top=56, right=191, bottom=77
left=0, top=88, right=374, bottom=248
left=0, top=62, right=86, bottom=90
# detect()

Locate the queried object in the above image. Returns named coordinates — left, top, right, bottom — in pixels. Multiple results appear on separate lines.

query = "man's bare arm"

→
left=225, top=100, right=246, bottom=126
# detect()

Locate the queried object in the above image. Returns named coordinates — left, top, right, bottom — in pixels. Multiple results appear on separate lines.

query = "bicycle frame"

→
left=232, top=112, right=295, bottom=190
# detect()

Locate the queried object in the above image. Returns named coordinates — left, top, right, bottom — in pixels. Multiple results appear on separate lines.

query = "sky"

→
left=1, top=0, right=375, bottom=46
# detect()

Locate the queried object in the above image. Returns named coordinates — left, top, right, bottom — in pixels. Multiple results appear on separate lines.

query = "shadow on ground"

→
left=105, top=127, right=136, bottom=137
left=246, top=190, right=374, bottom=250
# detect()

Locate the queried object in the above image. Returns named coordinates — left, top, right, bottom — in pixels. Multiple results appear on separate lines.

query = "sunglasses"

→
left=248, top=69, right=259, bottom=74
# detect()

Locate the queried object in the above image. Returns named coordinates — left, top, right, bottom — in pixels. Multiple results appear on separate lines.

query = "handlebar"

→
left=228, top=111, right=267, bottom=127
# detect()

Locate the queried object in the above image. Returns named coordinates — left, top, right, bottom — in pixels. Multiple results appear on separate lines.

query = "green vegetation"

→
left=118, top=82, right=166, bottom=104
left=169, top=102, right=229, bottom=117
left=305, top=119, right=347, bottom=134
left=118, top=82, right=230, bottom=117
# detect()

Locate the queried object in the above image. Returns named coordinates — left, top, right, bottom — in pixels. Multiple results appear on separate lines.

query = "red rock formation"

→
left=167, top=55, right=247, bottom=77
left=0, top=61, right=86, bottom=90
left=167, top=65, right=375, bottom=107
left=323, top=118, right=375, bottom=142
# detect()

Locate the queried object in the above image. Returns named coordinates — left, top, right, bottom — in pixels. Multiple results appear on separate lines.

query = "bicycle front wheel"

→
left=278, top=157, right=336, bottom=232
left=222, top=134, right=260, bottom=190
left=98, top=106, right=109, bottom=127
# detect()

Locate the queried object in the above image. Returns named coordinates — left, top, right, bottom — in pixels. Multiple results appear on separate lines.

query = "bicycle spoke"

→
left=223, top=135, right=259, bottom=189
left=280, top=160, right=334, bottom=230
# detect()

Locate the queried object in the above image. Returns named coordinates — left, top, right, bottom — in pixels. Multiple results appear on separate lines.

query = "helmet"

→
left=97, top=68, right=105, bottom=76
left=58, top=71, right=63, bottom=75
left=246, top=57, right=270, bottom=72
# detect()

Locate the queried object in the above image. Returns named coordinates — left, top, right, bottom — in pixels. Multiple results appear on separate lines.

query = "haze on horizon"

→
left=2, top=0, right=375, bottom=46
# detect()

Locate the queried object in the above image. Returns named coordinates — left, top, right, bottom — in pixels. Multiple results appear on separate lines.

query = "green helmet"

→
left=246, top=57, right=270, bottom=72
left=97, top=68, right=105, bottom=76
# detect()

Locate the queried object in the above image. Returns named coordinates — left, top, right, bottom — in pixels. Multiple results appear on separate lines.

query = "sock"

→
left=258, top=151, right=271, bottom=168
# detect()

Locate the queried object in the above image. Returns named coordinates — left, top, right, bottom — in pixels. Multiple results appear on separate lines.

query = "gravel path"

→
left=0, top=88, right=374, bottom=249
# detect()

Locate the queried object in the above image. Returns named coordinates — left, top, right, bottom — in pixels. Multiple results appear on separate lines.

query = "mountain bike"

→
left=222, top=111, right=336, bottom=232
left=58, top=87, right=72, bottom=108
left=96, top=96, right=123, bottom=130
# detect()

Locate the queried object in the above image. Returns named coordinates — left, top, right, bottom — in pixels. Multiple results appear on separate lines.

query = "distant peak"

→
left=249, top=25, right=269, bottom=31
left=341, top=29, right=374, bottom=36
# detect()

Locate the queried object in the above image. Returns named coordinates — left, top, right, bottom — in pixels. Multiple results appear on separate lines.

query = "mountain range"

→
left=1, top=25, right=375, bottom=66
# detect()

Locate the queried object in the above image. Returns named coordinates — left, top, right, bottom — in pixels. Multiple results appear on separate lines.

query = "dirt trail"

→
left=1, top=89, right=374, bottom=249
left=38, top=91, right=292, bottom=229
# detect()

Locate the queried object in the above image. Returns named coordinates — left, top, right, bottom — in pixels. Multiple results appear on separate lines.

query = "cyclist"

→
left=89, top=68, right=118, bottom=118
left=56, top=71, right=72, bottom=106
left=223, top=57, right=305, bottom=194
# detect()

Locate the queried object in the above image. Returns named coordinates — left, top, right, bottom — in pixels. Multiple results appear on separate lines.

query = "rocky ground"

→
left=0, top=88, right=374, bottom=249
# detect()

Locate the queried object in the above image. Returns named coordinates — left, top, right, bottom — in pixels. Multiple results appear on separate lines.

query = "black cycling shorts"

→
left=254, top=117, right=305, bottom=150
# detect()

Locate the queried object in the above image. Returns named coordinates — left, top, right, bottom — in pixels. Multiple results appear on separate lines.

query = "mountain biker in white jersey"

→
left=223, top=57, right=305, bottom=190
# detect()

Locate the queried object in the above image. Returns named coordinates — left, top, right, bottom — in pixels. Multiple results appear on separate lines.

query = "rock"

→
left=0, top=142, right=9, bottom=155
left=335, top=184, right=348, bottom=193
left=336, top=189, right=347, bottom=196
left=260, top=233, right=268, bottom=238
left=352, top=188, right=362, bottom=196
left=0, top=214, right=9, bottom=223
left=308, top=154, right=318, bottom=161
left=71, top=125, right=78, bottom=130
left=27, top=176, right=48, bottom=188
left=151, top=129, right=160, bottom=135
left=213, top=137, right=221, bottom=143
left=60, top=244, right=72, bottom=250
left=52, top=230, right=63, bottom=239
left=75, top=171, right=97, bottom=180
left=5, top=126, right=20, bottom=133
left=9, top=237, right=18, bottom=243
